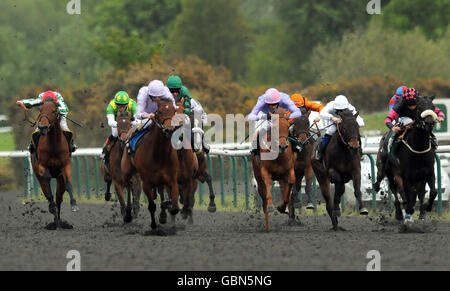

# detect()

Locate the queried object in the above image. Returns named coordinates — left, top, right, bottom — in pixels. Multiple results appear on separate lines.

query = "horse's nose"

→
left=349, top=139, right=360, bottom=148
left=299, top=133, right=308, bottom=143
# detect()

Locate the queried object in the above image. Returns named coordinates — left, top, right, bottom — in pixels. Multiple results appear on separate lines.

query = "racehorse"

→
left=29, top=99, right=76, bottom=229
left=288, top=112, right=315, bottom=223
left=121, top=99, right=181, bottom=233
left=379, top=96, right=439, bottom=222
left=252, top=108, right=296, bottom=230
left=100, top=111, right=141, bottom=223
left=311, top=109, right=368, bottom=231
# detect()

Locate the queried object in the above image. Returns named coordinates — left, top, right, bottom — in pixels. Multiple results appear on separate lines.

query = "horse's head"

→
left=37, top=98, right=59, bottom=136
left=416, top=95, right=438, bottom=133
left=116, top=111, right=132, bottom=142
left=155, top=99, right=180, bottom=137
left=336, top=109, right=360, bottom=150
left=292, top=111, right=311, bottom=143
left=269, top=108, right=291, bottom=153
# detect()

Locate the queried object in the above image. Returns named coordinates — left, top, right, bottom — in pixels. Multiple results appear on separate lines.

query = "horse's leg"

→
left=166, top=180, right=180, bottom=228
left=56, top=174, right=72, bottom=229
left=305, top=165, right=315, bottom=209
left=143, top=184, right=158, bottom=230
left=61, top=163, right=78, bottom=212
left=188, top=179, right=198, bottom=225
left=418, top=181, right=427, bottom=220
left=404, top=182, right=416, bottom=222
left=124, top=182, right=133, bottom=223
left=425, top=173, right=438, bottom=213
left=36, top=174, right=57, bottom=230
left=261, top=167, right=274, bottom=212
left=291, top=172, right=302, bottom=209
left=352, top=169, right=368, bottom=215
left=197, top=152, right=216, bottom=213
left=158, top=187, right=168, bottom=224
left=131, top=175, right=141, bottom=218
left=332, top=182, right=346, bottom=231
left=312, top=159, right=337, bottom=230
left=181, top=180, right=191, bottom=220
left=393, top=174, right=407, bottom=220
left=114, top=181, right=128, bottom=223
left=100, top=162, right=112, bottom=201
left=389, top=178, right=403, bottom=221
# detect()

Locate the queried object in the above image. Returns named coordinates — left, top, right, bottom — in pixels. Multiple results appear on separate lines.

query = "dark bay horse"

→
left=288, top=112, right=315, bottom=222
left=100, top=111, right=141, bottom=223
left=380, top=97, right=438, bottom=222
left=312, top=110, right=368, bottom=231
left=29, top=99, right=76, bottom=229
left=252, top=108, right=296, bottom=230
left=121, top=99, right=181, bottom=233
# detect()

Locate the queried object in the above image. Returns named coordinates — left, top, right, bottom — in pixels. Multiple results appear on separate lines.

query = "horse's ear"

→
left=306, top=110, right=311, bottom=118
left=429, top=94, right=436, bottom=102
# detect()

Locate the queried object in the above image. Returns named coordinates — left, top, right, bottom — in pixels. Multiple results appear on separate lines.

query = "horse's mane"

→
left=338, top=109, right=356, bottom=119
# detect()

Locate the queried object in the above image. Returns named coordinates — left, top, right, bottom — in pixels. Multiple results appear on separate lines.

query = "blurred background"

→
left=0, top=0, right=449, bottom=191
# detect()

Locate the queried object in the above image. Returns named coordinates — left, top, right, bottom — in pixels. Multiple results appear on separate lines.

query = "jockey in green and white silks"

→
left=101, top=91, right=138, bottom=164
left=16, top=90, right=76, bottom=153
left=166, top=75, right=209, bottom=153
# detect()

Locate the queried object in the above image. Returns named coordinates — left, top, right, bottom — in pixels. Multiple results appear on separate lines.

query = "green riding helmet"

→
left=167, top=75, right=182, bottom=89
left=114, top=91, right=130, bottom=105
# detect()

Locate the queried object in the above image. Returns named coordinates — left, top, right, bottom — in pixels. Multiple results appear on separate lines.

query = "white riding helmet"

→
left=333, top=95, right=350, bottom=110
left=148, top=80, right=166, bottom=97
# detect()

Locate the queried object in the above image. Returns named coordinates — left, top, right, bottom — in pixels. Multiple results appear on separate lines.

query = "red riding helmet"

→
left=41, top=91, right=58, bottom=103
left=403, top=88, right=418, bottom=105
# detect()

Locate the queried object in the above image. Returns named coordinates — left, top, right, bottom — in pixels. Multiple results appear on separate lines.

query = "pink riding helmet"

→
left=264, top=88, right=281, bottom=104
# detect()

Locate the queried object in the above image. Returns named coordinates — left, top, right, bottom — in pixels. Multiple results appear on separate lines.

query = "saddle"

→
left=127, top=126, right=152, bottom=156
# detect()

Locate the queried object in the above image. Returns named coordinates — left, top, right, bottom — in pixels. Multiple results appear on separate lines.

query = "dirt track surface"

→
left=1, top=191, right=449, bottom=271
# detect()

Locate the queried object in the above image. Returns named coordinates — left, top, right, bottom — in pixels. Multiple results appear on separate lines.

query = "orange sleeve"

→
left=305, top=100, right=324, bottom=113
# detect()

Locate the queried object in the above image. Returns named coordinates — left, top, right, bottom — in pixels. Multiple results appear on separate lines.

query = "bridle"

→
left=336, top=119, right=360, bottom=150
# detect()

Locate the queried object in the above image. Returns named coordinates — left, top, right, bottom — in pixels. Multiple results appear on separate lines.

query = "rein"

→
left=399, top=121, right=432, bottom=154
left=337, top=122, right=360, bottom=150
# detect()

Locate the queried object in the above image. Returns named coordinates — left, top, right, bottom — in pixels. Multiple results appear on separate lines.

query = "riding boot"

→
left=202, top=137, right=210, bottom=154
left=28, top=141, right=35, bottom=155
left=70, top=140, right=77, bottom=153
left=431, top=133, right=438, bottom=151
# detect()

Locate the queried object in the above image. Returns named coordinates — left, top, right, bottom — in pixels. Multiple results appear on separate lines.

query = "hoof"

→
left=144, top=228, right=167, bottom=236
left=169, top=208, right=179, bottom=216
left=395, top=210, right=403, bottom=221
left=332, top=209, right=341, bottom=217
left=330, top=226, right=346, bottom=231
left=373, top=182, right=380, bottom=193
left=267, top=205, right=275, bottom=213
left=207, top=204, right=217, bottom=213
left=159, top=214, right=167, bottom=224
left=359, top=208, right=369, bottom=215
left=105, top=193, right=111, bottom=201
left=306, top=203, right=315, bottom=210
left=59, top=221, right=73, bottom=229
left=419, top=213, right=426, bottom=221
left=277, top=205, right=288, bottom=214
left=71, top=205, right=80, bottom=212
left=45, top=222, right=57, bottom=230
left=124, top=211, right=133, bottom=224
left=187, top=216, right=193, bottom=225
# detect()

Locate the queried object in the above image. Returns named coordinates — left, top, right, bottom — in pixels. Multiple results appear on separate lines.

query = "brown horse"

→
left=100, top=111, right=141, bottom=223
left=288, top=112, right=315, bottom=223
left=252, top=108, right=296, bottom=230
left=158, top=103, right=199, bottom=225
left=121, top=99, right=181, bottom=233
left=29, top=99, right=75, bottom=229
left=311, top=109, right=368, bottom=231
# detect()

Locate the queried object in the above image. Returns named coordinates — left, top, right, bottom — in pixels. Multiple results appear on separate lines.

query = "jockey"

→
left=389, top=86, right=408, bottom=111
left=374, top=87, right=445, bottom=191
left=167, top=75, right=210, bottom=153
left=100, top=91, right=138, bottom=165
left=248, top=88, right=302, bottom=156
left=385, top=88, right=444, bottom=153
left=135, top=79, right=176, bottom=126
left=319, top=95, right=365, bottom=161
left=290, top=93, right=324, bottom=123
left=16, top=90, right=77, bottom=154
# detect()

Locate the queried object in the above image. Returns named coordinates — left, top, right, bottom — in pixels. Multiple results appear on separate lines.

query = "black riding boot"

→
left=70, top=140, right=77, bottom=153
left=28, top=141, right=35, bottom=155
left=431, top=133, right=438, bottom=151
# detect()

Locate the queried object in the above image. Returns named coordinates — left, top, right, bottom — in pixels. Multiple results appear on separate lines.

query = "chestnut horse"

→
left=100, top=111, right=141, bottom=223
left=121, top=99, right=181, bottom=233
left=311, top=109, right=368, bottom=231
left=252, top=108, right=296, bottom=230
left=29, top=99, right=75, bottom=229
left=288, top=112, right=315, bottom=223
